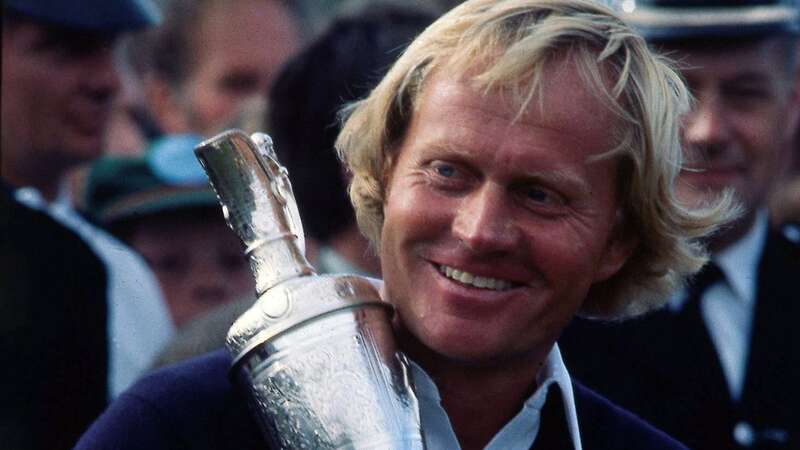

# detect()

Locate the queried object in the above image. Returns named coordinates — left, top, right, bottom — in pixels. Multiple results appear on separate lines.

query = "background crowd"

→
left=1, top=0, right=798, bottom=449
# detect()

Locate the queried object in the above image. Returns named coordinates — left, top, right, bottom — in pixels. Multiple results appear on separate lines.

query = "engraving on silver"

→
left=195, top=130, right=424, bottom=449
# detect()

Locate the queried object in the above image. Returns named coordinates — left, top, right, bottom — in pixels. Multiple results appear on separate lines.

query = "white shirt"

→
left=669, top=211, right=766, bottom=400
left=410, top=344, right=582, bottom=450
left=15, top=187, right=176, bottom=397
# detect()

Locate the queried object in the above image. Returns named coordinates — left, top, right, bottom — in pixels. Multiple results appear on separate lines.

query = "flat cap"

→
left=619, top=0, right=799, bottom=40
left=3, top=0, right=161, bottom=32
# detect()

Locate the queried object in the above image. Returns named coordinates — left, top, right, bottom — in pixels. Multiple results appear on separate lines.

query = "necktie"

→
left=673, top=261, right=729, bottom=399
left=684, top=261, right=724, bottom=310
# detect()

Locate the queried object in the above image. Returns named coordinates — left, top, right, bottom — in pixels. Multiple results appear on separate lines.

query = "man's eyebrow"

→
left=425, top=141, right=471, bottom=156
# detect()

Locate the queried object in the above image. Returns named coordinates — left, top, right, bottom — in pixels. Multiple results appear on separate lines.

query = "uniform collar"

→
left=714, top=210, right=767, bottom=307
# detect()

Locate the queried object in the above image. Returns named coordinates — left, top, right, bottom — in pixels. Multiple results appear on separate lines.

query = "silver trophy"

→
left=194, top=130, right=424, bottom=450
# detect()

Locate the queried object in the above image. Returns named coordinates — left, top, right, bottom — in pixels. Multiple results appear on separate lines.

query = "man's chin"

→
left=65, top=134, right=107, bottom=161
left=676, top=176, right=734, bottom=209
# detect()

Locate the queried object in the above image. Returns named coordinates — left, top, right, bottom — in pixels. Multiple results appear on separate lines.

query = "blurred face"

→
left=173, top=0, right=300, bottom=135
left=673, top=37, right=800, bottom=242
left=129, top=211, right=254, bottom=328
left=1, top=20, right=120, bottom=189
left=380, top=65, right=632, bottom=369
left=104, top=56, right=149, bottom=156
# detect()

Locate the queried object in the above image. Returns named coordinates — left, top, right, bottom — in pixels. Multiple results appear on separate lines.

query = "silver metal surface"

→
left=195, top=130, right=424, bottom=449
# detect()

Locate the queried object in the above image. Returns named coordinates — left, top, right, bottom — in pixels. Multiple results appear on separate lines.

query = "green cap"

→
left=84, top=134, right=219, bottom=224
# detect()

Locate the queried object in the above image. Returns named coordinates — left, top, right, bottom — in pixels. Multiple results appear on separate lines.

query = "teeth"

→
left=438, top=265, right=513, bottom=291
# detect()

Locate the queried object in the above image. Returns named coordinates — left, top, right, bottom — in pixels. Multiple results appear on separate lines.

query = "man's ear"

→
left=144, top=75, right=189, bottom=134
left=593, top=210, right=639, bottom=283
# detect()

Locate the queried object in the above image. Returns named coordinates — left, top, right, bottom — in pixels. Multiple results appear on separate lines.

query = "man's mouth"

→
left=437, top=264, right=515, bottom=291
left=681, top=164, right=744, bottom=185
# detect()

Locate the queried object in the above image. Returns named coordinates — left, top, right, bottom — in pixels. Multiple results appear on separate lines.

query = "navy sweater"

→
left=76, top=349, right=686, bottom=450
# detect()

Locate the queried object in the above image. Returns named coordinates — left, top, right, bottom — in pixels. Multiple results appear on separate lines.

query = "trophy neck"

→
left=247, top=233, right=315, bottom=295
left=194, top=129, right=316, bottom=293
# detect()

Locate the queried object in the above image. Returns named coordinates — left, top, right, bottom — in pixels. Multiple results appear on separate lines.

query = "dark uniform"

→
left=1, top=183, right=108, bottom=449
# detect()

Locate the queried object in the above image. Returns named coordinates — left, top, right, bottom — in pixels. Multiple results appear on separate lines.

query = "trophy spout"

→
left=195, top=129, right=313, bottom=295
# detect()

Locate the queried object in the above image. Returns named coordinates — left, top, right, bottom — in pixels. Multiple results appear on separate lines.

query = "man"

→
left=560, top=1, right=800, bottom=449
left=1, top=0, right=175, bottom=397
left=83, top=135, right=255, bottom=328
left=131, top=0, right=301, bottom=137
left=76, top=1, right=732, bottom=448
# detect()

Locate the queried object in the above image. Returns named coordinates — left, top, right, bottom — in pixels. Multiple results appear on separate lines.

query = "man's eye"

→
left=527, top=187, right=549, bottom=202
left=148, top=254, right=188, bottom=276
left=521, top=185, right=564, bottom=207
left=219, top=73, right=260, bottom=95
left=722, top=85, right=772, bottom=107
left=726, top=87, right=767, bottom=99
left=435, top=163, right=456, bottom=178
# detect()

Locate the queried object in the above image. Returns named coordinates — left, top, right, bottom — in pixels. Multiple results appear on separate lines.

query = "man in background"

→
left=1, top=0, right=165, bottom=446
left=2, top=0, right=175, bottom=399
left=83, top=135, right=255, bottom=329
left=130, top=0, right=301, bottom=137
left=561, top=1, right=800, bottom=449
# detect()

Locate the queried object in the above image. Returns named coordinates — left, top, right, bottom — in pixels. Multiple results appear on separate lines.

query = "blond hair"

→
left=336, top=0, right=735, bottom=320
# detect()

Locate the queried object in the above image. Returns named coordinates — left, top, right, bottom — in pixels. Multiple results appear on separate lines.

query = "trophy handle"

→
left=248, top=132, right=306, bottom=255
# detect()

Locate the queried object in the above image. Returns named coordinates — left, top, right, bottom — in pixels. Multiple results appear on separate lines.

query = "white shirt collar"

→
left=14, top=185, right=48, bottom=209
left=409, top=344, right=581, bottom=450
left=714, top=210, right=767, bottom=307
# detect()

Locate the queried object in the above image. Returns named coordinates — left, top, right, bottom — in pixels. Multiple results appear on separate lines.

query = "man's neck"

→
left=400, top=330, right=547, bottom=450
left=441, top=365, right=542, bottom=450
left=2, top=153, right=63, bottom=202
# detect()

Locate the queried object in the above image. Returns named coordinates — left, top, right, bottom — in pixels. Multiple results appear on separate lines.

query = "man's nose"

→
left=191, top=260, right=229, bottom=305
left=685, top=94, right=731, bottom=148
left=84, top=45, right=121, bottom=101
left=452, top=185, right=519, bottom=254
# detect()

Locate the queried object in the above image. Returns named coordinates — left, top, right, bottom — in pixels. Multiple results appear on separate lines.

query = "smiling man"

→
left=560, top=1, right=800, bottom=449
left=77, top=1, right=732, bottom=449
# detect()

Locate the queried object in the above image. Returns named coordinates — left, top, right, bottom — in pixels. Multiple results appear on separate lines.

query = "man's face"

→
left=129, top=210, right=254, bottom=328
left=380, top=65, right=632, bottom=367
left=673, top=37, right=799, bottom=235
left=173, top=0, right=299, bottom=135
left=1, top=21, right=120, bottom=182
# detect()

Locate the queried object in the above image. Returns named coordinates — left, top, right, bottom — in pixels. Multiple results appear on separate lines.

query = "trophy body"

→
left=195, top=130, right=424, bottom=450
